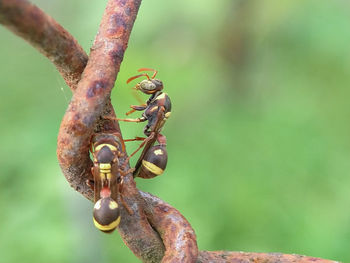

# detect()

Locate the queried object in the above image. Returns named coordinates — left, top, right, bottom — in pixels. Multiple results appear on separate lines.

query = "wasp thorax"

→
left=139, top=79, right=163, bottom=94
left=96, top=145, right=114, bottom=163
left=93, top=197, right=120, bottom=233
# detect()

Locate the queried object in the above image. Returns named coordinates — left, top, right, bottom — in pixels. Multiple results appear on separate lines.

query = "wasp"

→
left=118, top=68, right=171, bottom=179
left=89, top=133, right=131, bottom=233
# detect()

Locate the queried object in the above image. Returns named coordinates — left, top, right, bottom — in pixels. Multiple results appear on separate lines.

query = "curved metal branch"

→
left=0, top=0, right=87, bottom=90
left=56, top=0, right=141, bottom=200
left=197, top=251, right=339, bottom=263
left=141, top=191, right=198, bottom=263
left=56, top=0, right=166, bottom=262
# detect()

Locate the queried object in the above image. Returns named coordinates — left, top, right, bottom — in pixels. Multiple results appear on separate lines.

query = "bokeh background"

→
left=1, top=0, right=350, bottom=262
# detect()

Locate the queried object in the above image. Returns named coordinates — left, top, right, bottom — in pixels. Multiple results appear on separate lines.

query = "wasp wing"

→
left=92, top=167, right=102, bottom=203
left=133, top=107, right=165, bottom=177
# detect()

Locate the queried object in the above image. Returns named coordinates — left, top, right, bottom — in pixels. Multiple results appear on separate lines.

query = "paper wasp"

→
left=89, top=132, right=131, bottom=233
left=118, top=68, right=171, bottom=179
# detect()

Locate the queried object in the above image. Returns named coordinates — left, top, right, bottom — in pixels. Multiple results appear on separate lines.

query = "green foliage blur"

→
left=1, top=0, right=350, bottom=262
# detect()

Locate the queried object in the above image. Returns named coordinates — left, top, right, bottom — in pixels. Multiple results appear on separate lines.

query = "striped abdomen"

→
left=139, top=145, right=168, bottom=179
left=93, top=197, right=120, bottom=233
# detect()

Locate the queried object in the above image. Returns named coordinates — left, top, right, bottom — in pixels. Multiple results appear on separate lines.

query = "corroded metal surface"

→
left=55, top=0, right=165, bottom=261
left=141, top=191, right=198, bottom=263
left=118, top=177, right=165, bottom=263
left=57, top=0, right=142, bottom=201
left=0, top=0, right=87, bottom=90
left=197, top=251, right=340, bottom=263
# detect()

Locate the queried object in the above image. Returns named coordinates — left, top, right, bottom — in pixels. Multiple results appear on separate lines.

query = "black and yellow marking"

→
left=95, top=144, right=116, bottom=163
left=94, top=144, right=116, bottom=180
left=99, top=162, right=112, bottom=180
left=95, top=143, right=117, bottom=152
left=165, top=111, right=171, bottom=118
left=139, top=145, right=168, bottom=179
left=122, top=70, right=171, bottom=179
left=155, top=92, right=166, bottom=100
left=142, top=160, right=164, bottom=175
left=93, top=197, right=121, bottom=233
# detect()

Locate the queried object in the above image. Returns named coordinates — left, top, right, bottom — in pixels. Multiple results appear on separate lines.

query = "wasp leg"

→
left=90, top=142, right=95, bottom=154
left=119, top=182, right=133, bottom=215
left=126, top=104, right=147, bottom=116
left=124, top=136, right=146, bottom=142
left=122, top=133, right=155, bottom=169
left=102, top=114, right=146, bottom=123
left=126, top=109, right=136, bottom=116
left=119, top=167, right=135, bottom=177
left=86, top=179, right=94, bottom=190
left=103, top=116, right=118, bottom=122
left=112, top=154, right=119, bottom=164
left=117, top=116, right=147, bottom=123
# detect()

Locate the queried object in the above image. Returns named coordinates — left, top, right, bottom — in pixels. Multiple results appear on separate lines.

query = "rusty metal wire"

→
left=0, top=0, right=340, bottom=263
left=141, top=191, right=198, bottom=262
left=0, top=0, right=87, bottom=90
left=55, top=1, right=168, bottom=261
left=197, top=251, right=340, bottom=263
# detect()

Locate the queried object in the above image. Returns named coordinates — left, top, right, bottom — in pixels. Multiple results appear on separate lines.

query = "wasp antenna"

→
left=126, top=73, right=150, bottom=84
left=137, top=67, right=155, bottom=72
left=137, top=68, right=158, bottom=79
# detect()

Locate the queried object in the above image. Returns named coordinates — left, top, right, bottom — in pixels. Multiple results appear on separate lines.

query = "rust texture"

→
left=0, top=0, right=87, bottom=90
left=197, top=251, right=340, bottom=263
left=1, top=1, right=341, bottom=263
left=56, top=0, right=142, bottom=201
left=141, top=191, right=198, bottom=263
left=117, top=176, right=165, bottom=262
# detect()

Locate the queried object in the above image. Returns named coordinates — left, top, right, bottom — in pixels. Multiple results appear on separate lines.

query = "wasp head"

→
left=135, top=79, right=163, bottom=94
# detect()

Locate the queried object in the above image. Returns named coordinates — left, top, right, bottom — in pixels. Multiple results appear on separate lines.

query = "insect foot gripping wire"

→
left=89, top=133, right=132, bottom=233
left=118, top=68, right=171, bottom=179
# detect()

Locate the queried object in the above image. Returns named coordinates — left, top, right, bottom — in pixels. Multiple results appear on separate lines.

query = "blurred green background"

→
left=1, top=0, right=350, bottom=262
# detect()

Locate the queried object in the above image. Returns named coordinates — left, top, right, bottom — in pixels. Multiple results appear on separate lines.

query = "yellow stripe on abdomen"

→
left=142, top=160, right=164, bottom=175
left=93, top=216, right=121, bottom=232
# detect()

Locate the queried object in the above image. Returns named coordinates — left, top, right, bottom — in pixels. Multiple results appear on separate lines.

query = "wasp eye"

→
left=140, top=80, right=156, bottom=93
